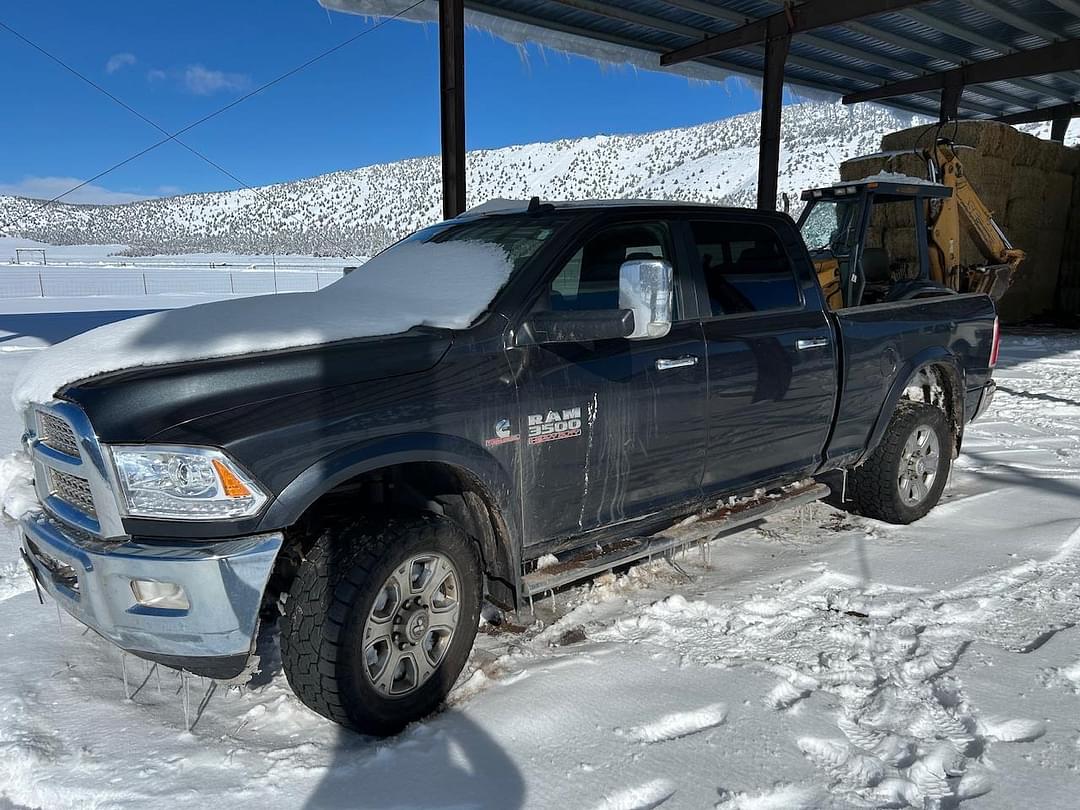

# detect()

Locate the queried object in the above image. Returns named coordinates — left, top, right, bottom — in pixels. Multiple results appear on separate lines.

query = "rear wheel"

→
left=848, top=402, right=952, bottom=524
left=280, top=514, right=482, bottom=736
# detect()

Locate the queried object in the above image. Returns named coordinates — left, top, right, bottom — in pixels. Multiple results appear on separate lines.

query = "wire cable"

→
left=0, top=0, right=426, bottom=238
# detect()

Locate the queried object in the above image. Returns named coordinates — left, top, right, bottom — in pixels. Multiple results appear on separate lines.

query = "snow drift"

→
left=11, top=239, right=512, bottom=410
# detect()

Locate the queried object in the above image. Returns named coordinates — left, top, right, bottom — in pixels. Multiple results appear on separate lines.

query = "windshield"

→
left=399, top=216, right=564, bottom=274
left=799, top=199, right=860, bottom=254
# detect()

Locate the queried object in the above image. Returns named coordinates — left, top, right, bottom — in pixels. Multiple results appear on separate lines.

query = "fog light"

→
left=131, top=579, right=190, bottom=610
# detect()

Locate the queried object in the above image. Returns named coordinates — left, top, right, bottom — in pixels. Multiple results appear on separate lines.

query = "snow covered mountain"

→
left=2, top=101, right=924, bottom=257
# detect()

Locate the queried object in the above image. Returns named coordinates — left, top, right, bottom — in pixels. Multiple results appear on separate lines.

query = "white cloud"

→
left=182, top=64, right=251, bottom=95
left=145, top=64, right=251, bottom=95
left=0, top=176, right=150, bottom=205
left=105, top=52, right=137, bottom=74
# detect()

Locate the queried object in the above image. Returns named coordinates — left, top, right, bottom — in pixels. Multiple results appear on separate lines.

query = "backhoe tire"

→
left=280, top=514, right=482, bottom=736
left=848, top=402, right=952, bottom=525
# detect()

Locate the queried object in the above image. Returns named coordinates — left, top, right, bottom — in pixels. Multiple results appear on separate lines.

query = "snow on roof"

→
left=839, top=171, right=946, bottom=188
left=323, top=0, right=740, bottom=87
left=12, top=239, right=513, bottom=409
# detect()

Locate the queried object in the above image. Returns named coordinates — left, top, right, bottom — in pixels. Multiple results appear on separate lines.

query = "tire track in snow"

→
left=588, top=778, right=675, bottom=810
left=619, top=703, right=727, bottom=743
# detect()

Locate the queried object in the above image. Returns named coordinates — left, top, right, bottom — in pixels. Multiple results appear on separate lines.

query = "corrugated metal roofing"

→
left=324, top=0, right=1080, bottom=121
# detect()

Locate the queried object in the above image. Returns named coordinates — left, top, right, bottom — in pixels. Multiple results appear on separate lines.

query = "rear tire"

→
left=848, top=402, right=952, bottom=524
left=280, top=514, right=482, bottom=736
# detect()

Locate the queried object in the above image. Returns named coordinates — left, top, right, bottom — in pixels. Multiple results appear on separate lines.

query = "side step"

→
left=522, top=482, right=830, bottom=598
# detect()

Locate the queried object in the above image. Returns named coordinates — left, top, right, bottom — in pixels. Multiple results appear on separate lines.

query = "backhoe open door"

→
left=796, top=139, right=1025, bottom=309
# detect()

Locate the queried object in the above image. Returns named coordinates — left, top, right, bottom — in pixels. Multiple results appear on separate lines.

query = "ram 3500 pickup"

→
left=16, top=200, right=998, bottom=735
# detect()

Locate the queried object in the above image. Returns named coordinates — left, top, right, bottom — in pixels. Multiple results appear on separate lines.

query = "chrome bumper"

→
left=21, top=510, right=282, bottom=679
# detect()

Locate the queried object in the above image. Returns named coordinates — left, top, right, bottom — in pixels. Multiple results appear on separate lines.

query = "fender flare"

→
left=257, top=432, right=521, bottom=568
left=862, top=348, right=965, bottom=461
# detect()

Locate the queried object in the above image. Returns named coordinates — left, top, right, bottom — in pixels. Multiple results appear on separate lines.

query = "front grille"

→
left=38, top=411, right=80, bottom=458
left=48, top=469, right=97, bottom=517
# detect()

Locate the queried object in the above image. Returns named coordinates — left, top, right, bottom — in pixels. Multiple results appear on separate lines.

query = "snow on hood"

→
left=12, top=239, right=512, bottom=410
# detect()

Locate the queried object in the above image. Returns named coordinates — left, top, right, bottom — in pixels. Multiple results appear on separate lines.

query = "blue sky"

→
left=1, top=1, right=766, bottom=203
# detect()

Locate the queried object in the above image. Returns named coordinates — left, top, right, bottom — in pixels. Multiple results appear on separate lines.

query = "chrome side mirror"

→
left=618, top=258, right=673, bottom=339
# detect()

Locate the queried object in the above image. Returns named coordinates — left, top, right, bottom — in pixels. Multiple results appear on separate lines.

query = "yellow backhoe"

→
left=795, top=138, right=1025, bottom=309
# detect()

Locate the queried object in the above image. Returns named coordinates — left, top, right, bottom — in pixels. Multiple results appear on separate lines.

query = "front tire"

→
left=280, top=514, right=482, bottom=736
left=848, top=402, right=952, bottom=524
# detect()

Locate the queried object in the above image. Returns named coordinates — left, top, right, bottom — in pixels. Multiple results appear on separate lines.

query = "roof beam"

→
left=842, top=39, right=1080, bottom=104
left=964, top=0, right=1064, bottom=45
left=1046, top=0, right=1080, bottom=16
left=665, top=0, right=1037, bottom=114
left=549, top=0, right=701, bottom=39
left=850, top=19, right=1069, bottom=102
left=994, top=101, right=1080, bottom=124
left=661, top=0, right=928, bottom=66
left=899, top=8, right=1080, bottom=97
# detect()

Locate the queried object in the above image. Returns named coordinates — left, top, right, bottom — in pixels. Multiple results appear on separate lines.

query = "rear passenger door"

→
left=687, top=216, right=837, bottom=493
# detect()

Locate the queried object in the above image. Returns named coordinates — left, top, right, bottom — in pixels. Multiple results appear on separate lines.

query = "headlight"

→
left=109, top=445, right=268, bottom=520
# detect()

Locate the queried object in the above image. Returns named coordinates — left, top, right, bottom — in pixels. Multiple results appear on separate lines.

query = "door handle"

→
left=796, top=337, right=829, bottom=351
left=656, top=356, right=699, bottom=371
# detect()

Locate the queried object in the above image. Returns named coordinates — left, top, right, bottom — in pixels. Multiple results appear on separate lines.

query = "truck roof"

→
left=457, top=198, right=791, bottom=220
left=801, top=172, right=952, bottom=202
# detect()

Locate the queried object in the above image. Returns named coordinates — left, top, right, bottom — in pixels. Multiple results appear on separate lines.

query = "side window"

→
left=690, top=220, right=802, bottom=316
left=547, top=221, right=678, bottom=318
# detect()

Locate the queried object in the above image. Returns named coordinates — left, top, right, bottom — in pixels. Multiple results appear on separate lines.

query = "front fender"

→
left=862, top=347, right=964, bottom=462
left=256, top=432, right=520, bottom=544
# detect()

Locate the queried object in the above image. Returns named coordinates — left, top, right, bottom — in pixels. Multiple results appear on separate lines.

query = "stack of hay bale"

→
left=1060, top=166, right=1080, bottom=317
left=840, top=121, right=1078, bottom=323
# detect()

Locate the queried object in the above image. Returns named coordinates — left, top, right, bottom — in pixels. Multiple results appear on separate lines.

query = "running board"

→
left=522, top=482, right=830, bottom=598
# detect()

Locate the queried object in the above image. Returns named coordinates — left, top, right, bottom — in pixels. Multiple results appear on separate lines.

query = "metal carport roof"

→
left=324, top=0, right=1080, bottom=121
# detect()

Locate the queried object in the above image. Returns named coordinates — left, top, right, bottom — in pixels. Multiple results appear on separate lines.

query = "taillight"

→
left=989, top=317, right=1000, bottom=368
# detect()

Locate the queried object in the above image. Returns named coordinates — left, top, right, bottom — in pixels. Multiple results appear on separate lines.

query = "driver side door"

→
left=513, top=217, right=707, bottom=547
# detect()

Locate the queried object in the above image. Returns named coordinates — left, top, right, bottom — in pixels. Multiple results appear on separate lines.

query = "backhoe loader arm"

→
left=928, top=144, right=1025, bottom=298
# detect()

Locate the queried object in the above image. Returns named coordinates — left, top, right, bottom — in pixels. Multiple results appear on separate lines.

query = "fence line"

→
left=0, top=268, right=345, bottom=299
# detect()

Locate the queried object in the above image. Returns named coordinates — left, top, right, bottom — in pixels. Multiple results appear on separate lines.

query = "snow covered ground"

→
left=0, top=312, right=1078, bottom=809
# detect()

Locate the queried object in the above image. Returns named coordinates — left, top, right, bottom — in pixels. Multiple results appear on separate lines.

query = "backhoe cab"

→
left=797, top=139, right=1025, bottom=309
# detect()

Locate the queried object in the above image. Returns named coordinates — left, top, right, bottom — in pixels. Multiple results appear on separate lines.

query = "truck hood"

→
left=11, top=239, right=513, bottom=411
left=62, top=330, right=454, bottom=443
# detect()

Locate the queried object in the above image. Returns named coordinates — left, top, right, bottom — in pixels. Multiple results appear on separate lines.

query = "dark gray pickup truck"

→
left=16, top=200, right=998, bottom=735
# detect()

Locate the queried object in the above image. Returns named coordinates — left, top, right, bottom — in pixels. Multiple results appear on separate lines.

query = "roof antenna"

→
left=527, top=196, right=554, bottom=215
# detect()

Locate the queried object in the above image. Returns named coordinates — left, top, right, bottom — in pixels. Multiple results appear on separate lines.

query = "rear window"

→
left=690, top=220, right=802, bottom=315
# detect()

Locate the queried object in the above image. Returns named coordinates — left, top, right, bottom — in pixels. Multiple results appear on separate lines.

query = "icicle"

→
left=55, top=601, right=63, bottom=631
left=122, top=653, right=130, bottom=700
left=155, top=663, right=162, bottom=696
left=841, top=469, right=848, bottom=502
left=192, top=680, right=218, bottom=731
left=182, top=671, right=191, bottom=731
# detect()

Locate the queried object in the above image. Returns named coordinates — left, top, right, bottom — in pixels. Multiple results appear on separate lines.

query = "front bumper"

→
left=21, top=510, right=282, bottom=680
